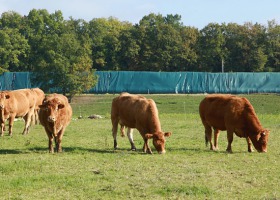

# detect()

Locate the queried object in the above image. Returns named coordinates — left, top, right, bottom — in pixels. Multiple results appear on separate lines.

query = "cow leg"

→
left=204, top=125, right=214, bottom=150
left=142, top=137, right=152, bottom=154
left=226, top=130, right=234, bottom=153
left=45, top=128, right=54, bottom=153
left=213, top=129, right=220, bottom=151
left=111, top=118, right=118, bottom=150
left=55, top=130, right=64, bottom=153
left=22, top=111, right=33, bottom=135
left=120, top=125, right=125, bottom=137
left=1, top=122, right=5, bottom=136
left=246, top=137, right=254, bottom=152
left=8, top=116, right=15, bottom=136
left=127, top=128, right=136, bottom=151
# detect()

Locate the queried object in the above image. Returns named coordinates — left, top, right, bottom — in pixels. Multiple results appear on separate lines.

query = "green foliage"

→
left=0, top=94, right=280, bottom=199
left=1, top=9, right=280, bottom=75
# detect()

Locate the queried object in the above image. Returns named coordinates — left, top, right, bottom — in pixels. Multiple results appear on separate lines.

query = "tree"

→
left=265, top=20, right=280, bottom=71
left=198, top=23, right=227, bottom=72
left=0, top=28, right=29, bottom=73
left=88, top=17, right=132, bottom=70
left=23, top=9, right=97, bottom=99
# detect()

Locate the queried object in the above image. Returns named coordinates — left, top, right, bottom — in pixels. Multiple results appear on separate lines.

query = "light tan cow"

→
left=0, top=89, right=36, bottom=136
left=111, top=92, right=172, bottom=154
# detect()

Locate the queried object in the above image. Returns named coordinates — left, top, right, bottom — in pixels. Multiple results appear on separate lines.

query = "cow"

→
left=31, top=88, right=45, bottom=124
left=0, top=89, right=36, bottom=136
left=39, top=93, right=72, bottom=153
left=199, top=94, right=269, bottom=153
left=111, top=92, right=172, bottom=154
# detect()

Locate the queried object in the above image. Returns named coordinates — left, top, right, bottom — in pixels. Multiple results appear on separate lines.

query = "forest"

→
left=1, top=9, right=280, bottom=75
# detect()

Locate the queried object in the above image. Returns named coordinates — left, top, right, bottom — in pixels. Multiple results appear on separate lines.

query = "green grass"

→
left=0, top=94, right=280, bottom=199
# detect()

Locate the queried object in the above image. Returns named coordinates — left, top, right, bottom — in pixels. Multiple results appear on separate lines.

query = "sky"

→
left=0, top=0, right=279, bottom=29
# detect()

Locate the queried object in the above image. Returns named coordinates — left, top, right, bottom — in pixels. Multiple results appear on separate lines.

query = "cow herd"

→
left=0, top=89, right=270, bottom=154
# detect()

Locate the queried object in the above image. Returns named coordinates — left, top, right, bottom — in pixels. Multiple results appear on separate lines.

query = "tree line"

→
left=0, top=9, right=280, bottom=93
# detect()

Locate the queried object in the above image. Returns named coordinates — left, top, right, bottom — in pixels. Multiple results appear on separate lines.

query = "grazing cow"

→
left=31, top=88, right=45, bottom=124
left=39, top=93, right=72, bottom=153
left=199, top=94, right=269, bottom=153
left=111, top=92, right=172, bottom=154
left=0, top=89, right=36, bottom=136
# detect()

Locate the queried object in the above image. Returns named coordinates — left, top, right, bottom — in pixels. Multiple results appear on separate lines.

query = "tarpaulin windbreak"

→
left=1, top=71, right=280, bottom=94
left=0, top=72, right=31, bottom=90
left=90, top=71, right=280, bottom=94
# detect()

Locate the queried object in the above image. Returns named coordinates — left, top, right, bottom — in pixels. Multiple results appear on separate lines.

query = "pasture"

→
left=0, top=94, right=279, bottom=199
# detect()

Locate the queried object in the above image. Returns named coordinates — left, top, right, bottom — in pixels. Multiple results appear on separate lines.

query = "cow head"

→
left=145, top=131, right=172, bottom=154
left=0, top=92, right=9, bottom=122
left=0, top=92, right=10, bottom=110
left=39, top=98, right=65, bottom=123
left=251, top=129, right=270, bottom=152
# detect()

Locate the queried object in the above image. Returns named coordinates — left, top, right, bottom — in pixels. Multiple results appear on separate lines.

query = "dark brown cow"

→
left=0, top=89, right=36, bottom=136
left=111, top=92, right=172, bottom=154
left=199, top=94, right=269, bottom=153
left=39, top=93, right=72, bottom=153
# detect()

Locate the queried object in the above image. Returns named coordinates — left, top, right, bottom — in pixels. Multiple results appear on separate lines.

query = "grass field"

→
left=0, top=94, right=279, bottom=199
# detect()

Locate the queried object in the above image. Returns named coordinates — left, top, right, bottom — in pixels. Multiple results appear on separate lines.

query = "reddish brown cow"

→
left=111, top=92, right=172, bottom=154
left=0, top=89, right=36, bottom=136
left=39, top=93, right=72, bottom=153
left=199, top=94, right=269, bottom=153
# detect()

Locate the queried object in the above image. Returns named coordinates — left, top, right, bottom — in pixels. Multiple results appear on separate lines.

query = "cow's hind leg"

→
left=204, top=124, right=214, bottom=150
left=111, top=118, right=118, bottom=150
left=213, top=128, right=220, bottom=151
left=246, top=137, right=254, bottom=152
left=8, top=116, right=15, bottom=136
left=127, top=128, right=136, bottom=151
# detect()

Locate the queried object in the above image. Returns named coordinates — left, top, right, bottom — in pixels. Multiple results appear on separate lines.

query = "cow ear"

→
left=58, top=104, right=65, bottom=109
left=145, top=133, right=154, bottom=139
left=164, top=132, right=172, bottom=137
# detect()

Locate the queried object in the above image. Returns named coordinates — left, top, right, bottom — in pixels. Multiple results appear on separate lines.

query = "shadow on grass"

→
left=0, top=149, right=25, bottom=154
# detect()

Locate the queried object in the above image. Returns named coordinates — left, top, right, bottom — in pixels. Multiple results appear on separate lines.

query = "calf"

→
left=199, top=94, right=269, bottom=153
left=39, top=93, right=72, bottom=153
left=111, top=92, right=172, bottom=154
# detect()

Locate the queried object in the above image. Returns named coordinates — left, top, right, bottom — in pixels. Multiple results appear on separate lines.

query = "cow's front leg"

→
left=45, top=128, right=54, bottom=153
left=143, top=138, right=152, bottom=154
left=55, top=129, right=64, bottom=153
left=246, top=137, right=254, bottom=152
left=226, top=130, right=234, bottom=153
left=127, top=128, right=136, bottom=151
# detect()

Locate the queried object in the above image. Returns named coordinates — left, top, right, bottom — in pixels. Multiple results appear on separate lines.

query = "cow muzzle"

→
left=158, top=150, right=166, bottom=154
left=47, top=116, right=56, bottom=122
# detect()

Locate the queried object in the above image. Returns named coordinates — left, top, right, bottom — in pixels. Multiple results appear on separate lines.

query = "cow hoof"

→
left=226, top=149, right=233, bottom=153
left=131, top=148, right=136, bottom=151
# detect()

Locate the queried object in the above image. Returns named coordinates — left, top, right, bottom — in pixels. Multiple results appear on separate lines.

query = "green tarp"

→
left=1, top=71, right=280, bottom=94
left=91, top=71, right=280, bottom=94
left=0, top=72, right=31, bottom=90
